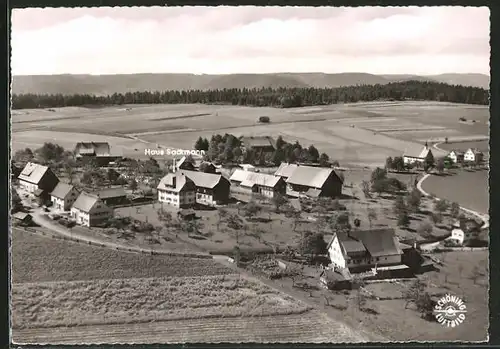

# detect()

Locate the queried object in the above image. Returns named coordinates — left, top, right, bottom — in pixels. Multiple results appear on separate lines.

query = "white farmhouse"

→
left=70, top=192, right=113, bottom=227
left=327, top=228, right=403, bottom=272
left=403, top=143, right=433, bottom=166
left=18, top=162, right=59, bottom=195
left=50, top=182, right=80, bottom=211
left=464, top=148, right=484, bottom=163
left=157, top=173, right=196, bottom=208
left=447, top=150, right=465, bottom=164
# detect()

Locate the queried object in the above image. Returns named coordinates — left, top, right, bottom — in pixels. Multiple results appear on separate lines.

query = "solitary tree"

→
left=385, top=156, right=394, bottom=171
left=450, top=202, right=461, bottom=219
left=370, top=167, right=387, bottom=183
left=319, top=153, right=330, bottom=167
left=298, top=232, right=328, bottom=261
left=361, top=180, right=372, bottom=199
left=367, top=208, right=377, bottom=229
left=128, top=179, right=138, bottom=194
left=271, top=193, right=287, bottom=213
left=406, top=189, right=422, bottom=213
left=434, top=199, right=449, bottom=215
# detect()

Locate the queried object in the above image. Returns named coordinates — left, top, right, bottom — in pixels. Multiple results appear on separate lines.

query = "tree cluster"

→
left=12, top=81, right=489, bottom=110
left=370, top=167, right=407, bottom=196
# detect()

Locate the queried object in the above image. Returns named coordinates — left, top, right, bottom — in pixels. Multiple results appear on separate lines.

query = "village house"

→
left=238, top=163, right=256, bottom=172
left=446, top=222, right=466, bottom=245
left=179, top=170, right=231, bottom=206
left=157, top=173, right=197, bottom=208
left=447, top=150, right=465, bottom=164
left=197, top=161, right=218, bottom=173
left=91, top=187, right=128, bottom=207
left=174, top=156, right=196, bottom=171
left=74, top=142, right=122, bottom=166
left=283, top=165, right=343, bottom=198
left=230, top=169, right=286, bottom=199
left=327, top=228, right=404, bottom=273
left=50, top=182, right=80, bottom=211
left=240, top=136, right=276, bottom=157
left=12, top=212, right=33, bottom=226
left=403, top=143, right=434, bottom=166
left=18, top=162, right=60, bottom=202
left=274, top=163, right=299, bottom=181
left=464, top=148, right=484, bottom=163
left=70, top=192, right=113, bottom=227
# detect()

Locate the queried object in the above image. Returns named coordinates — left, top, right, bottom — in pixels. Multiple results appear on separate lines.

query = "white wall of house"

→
left=464, top=150, right=476, bottom=162
left=448, top=228, right=465, bottom=245
left=19, top=180, right=38, bottom=193
left=158, top=189, right=195, bottom=207
left=257, top=186, right=275, bottom=198
left=328, top=236, right=347, bottom=269
left=51, top=189, right=79, bottom=211
left=71, top=208, right=90, bottom=227
left=196, top=192, right=215, bottom=206
left=448, top=153, right=458, bottom=163
left=403, top=156, right=424, bottom=165
left=71, top=202, right=112, bottom=227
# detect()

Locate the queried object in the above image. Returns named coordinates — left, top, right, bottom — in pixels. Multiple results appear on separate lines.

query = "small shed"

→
left=319, top=269, right=352, bottom=290
left=178, top=209, right=196, bottom=221
left=12, top=212, right=33, bottom=225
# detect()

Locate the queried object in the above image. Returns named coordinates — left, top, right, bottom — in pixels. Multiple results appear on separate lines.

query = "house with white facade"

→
left=403, top=143, right=434, bottom=166
left=178, top=170, right=231, bottom=206
left=157, top=173, right=196, bottom=208
left=447, top=150, right=465, bottom=164
left=464, top=148, right=484, bottom=163
left=70, top=192, right=113, bottom=227
left=18, top=162, right=59, bottom=202
left=327, top=228, right=403, bottom=273
left=230, top=169, right=286, bottom=198
left=50, top=182, right=80, bottom=211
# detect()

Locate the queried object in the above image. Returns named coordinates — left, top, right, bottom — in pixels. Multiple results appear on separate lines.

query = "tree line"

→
left=194, top=134, right=333, bottom=167
left=11, top=80, right=488, bottom=109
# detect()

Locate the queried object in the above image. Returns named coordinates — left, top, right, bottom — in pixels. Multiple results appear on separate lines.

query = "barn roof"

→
left=72, top=192, right=100, bottom=212
left=286, top=165, right=339, bottom=188
left=274, top=163, right=298, bottom=178
left=240, top=172, right=282, bottom=188
left=180, top=170, right=227, bottom=189
left=50, top=182, right=76, bottom=199
left=75, top=142, right=111, bottom=157
left=12, top=212, right=32, bottom=221
left=18, top=162, right=51, bottom=185
left=347, top=228, right=402, bottom=257
left=230, top=169, right=248, bottom=183
left=240, top=136, right=275, bottom=149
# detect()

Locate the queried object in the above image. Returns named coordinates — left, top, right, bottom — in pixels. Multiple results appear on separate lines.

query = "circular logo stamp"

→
left=433, top=294, right=467, bottom=327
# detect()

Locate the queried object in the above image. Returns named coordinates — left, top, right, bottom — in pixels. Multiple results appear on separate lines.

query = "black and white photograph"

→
left=10, top=6, right=490, bottom=344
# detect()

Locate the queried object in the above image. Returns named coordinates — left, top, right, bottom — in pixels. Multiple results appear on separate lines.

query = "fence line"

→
left=13, top=226, right=212, bottom=259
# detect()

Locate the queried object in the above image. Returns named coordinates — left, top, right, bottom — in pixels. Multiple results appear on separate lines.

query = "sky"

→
left=11, top=6, right=490, bottom=76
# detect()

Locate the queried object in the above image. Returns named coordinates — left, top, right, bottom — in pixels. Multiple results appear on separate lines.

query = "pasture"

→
left=11, top=101, right=489, bottom=167
left=422, top=169, right=489, bottom=214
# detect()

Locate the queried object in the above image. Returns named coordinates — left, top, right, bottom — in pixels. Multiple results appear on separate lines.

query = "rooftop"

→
left=50, top=182, right=76, bottom=199
left=18, top=162, right=51, bottom=185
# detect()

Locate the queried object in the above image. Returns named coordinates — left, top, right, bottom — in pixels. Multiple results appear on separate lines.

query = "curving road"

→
left=417, top=173, right=489, bottom=229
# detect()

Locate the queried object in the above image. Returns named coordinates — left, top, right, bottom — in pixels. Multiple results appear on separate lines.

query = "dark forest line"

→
left=11, top=80, right=489, bottom=110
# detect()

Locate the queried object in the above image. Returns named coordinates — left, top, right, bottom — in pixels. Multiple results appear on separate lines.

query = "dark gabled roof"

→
left=92, top=187, right=127, bottom=199
left=178, top=208, right=196, bottom=217
left=75, top=142, right=112, bottom=157
left=50, top=182, right=76, bottom=199
left=347, top=228, right=402, bottom=257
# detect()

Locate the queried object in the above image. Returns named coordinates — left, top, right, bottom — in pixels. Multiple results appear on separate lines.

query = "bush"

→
left=258, top=116, right=270, bottom=123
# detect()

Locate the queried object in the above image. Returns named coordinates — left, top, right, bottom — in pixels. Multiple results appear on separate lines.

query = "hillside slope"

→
left=11, top=72, right=490, bottom=95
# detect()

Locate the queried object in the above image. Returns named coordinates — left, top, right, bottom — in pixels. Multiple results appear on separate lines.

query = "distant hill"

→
left=11, top=72, right=490, bottom=96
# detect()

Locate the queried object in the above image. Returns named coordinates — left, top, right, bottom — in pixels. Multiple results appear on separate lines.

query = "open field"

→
left=438, top=139, right=489, bottom=154
left=12, top=310, right=365, bottom=344
left=12, top=101, right=488, bottom=167
left=11, top=230, right=370, bottom=344
left=11, top=229, right=232, bottom=283
left=12, top=275, right=311, bottom=329
left=422, top=169, right=489, bottom=214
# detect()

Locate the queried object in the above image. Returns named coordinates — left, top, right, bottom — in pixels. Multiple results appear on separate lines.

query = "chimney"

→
left=172, top=175, right=176, bottom=188
left=173, top=158, right=176, bottom=173
left=425, top=141, right=428, bottom=149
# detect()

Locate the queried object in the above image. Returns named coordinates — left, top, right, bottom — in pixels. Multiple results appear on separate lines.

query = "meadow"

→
left=422, top=169, right=489, bottom=214
left=11, top=101, right=489, bottom=167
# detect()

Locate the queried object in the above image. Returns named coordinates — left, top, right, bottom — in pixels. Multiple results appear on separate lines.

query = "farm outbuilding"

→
left=12, top=212, right=33, bottom=226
